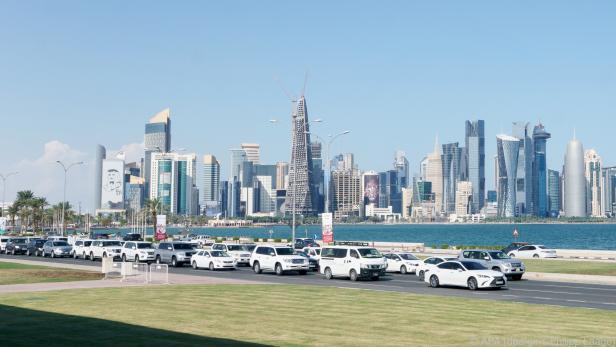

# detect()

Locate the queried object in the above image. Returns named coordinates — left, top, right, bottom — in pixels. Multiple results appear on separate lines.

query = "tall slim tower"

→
left=465, top=120, right=485, bottom=213
left=584, top=149, right=603, bottom=217
left=532, top=123, right=551, bottom=217
left=144, top=108, right=171, bottom=198
left=512, top=122, right=532, bottom=215
left=94, top=145, right=106, bottom=211
left=287, top=96, right=317, bottom=215
left=564, top=136, right=587, bottom=217
left=202, top=154, right=221, bottom=214
left=394, top=150, right=410, bottom=189
left=496, top=135, right=520, bottom=218
left=441, top=142, right=462, bottom=214
left=425, top=136, right=443, bottom=214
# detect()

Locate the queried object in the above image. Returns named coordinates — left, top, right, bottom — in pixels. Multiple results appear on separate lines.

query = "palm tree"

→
left=145, top=198, right=161, bottom=235
left=30, top=197, right=48, bottom=232
left=7, top=204, right=18, bottom=229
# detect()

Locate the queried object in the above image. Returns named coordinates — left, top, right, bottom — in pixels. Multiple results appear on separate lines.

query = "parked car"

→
left=502, top=242, right=529, bottom=255
left=89, top=240, right=123, bottom=261
left=42, top=240, right=73, bottom=258
left=0, top=237, right=10, bottom=254
left=250, top=245, right=309, bottom=275
left=302, top=246, right=321, bottom=268
left=319, top=242, right=388, bottom=281
left=296, top=251, right=319, bottom=271
left=507, top=245, right=557, bottom=259
left=121, top=241, right=156, bottom=262
left=155, top=242, right=196, bottom=267
left=122, top=233, right=142, bottom=242
left=191, top=250, right=237, bottom=270
left=383, top=252, right=422, bottom=274
left=425, top=260, right=507, bottom=290
left=294, top=238, right=319, bottom=250
left=191, top=235, right=215, bottom=247
left=72, top=239, right=94, bottom=259
left=5, top=238, right=29, bottom=255
left=211, top=243, right=254, bottom=266
left=416, top=256, right=458, bottom=281
left=26, top=239, right=46, bottom=256
left=458, top=250, right=525, bottom=280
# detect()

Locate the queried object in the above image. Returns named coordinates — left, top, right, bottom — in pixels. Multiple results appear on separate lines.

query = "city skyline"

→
left=1, top=1, right=615, bottom=211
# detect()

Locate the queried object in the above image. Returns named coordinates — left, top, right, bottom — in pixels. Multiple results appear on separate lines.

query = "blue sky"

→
left=1, top=1, right=615, bottom=211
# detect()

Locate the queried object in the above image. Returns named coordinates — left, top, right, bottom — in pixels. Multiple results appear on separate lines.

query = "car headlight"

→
left=14, top=246, right=20, bottom=249
left=283, top=258, right=293, bottom=263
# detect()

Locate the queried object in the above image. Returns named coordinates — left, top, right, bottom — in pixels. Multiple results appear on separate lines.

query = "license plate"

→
left=496, top=280, right=504, bottom=284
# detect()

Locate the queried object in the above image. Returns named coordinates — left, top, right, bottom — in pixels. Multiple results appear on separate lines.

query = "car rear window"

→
left=53, top=241, right=69, bottom=246
left=173, top=243, right=193, bottom=250
left=321, top=248, right=347, bottom=258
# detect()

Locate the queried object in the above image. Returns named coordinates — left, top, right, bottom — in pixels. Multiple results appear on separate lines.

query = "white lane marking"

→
left=601, top=302, right=616, bottom=306
left=538, top=283, right=616, bottom=292
left=510, top=288, right=584, bottom=295
left=501, top=294, right=519, bottom=298
left=531, top=297, right=553, bottom=300
left=566, top=299, right=587, bottom=303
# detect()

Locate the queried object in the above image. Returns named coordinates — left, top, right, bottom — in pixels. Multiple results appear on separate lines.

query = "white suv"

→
left=72, top=239, right=94, bottom=259
left=211, top=243, right=254, bottom=266
left=121, top=241, right=156, bottom=263
left=89, top=240, right=123, bottom=261
left=250, top=245, right=309, bottom=275
left=319, top=243, right=388, bottom=281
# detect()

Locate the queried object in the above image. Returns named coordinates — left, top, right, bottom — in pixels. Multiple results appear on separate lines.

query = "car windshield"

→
left=275, top=247, right=295, bottom=255
left=358, top=248, right=382, bottom=258
left=227, top=245, right=245, bottom=251
left=488, top=251, right=510, bottom=259
left=53, top=241, right=69, bottom=246
left=12, top=238, right=26, bottom=243
left=102, top=241, right=121, bottom=247
left=399, top=253, right=419, bottom=261
left=245, top=245, right=256, bottom=252
left=137, top=243, right=153, bottom=249
left=461, top=261, right=488, bottom=270
left=211, top=251, right=229, bottom=257
left=173, top=243, right=193, bottom=250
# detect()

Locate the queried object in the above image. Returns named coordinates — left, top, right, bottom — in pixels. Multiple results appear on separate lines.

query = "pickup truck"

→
left=154, top=242, right=196, bottom=267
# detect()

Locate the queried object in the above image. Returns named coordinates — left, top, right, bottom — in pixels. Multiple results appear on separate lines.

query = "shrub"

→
left=274, top=238, right=282, bottom=243
left=440, top=244, right=450, bottom=249
left=233, top=237, right=240, bottom=241
left=253, top=237, right=260, bottom=243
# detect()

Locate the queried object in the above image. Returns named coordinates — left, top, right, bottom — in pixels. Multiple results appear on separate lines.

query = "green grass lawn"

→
left=1, top=284, right=615, bottom=346
left=523, top=259, right=616, bottom=276
left=0, top=261, right=103, bottom=285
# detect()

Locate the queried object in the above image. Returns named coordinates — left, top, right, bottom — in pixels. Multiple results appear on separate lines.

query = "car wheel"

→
left=253, top=261, right=261, bottom=274
left=324, top=267, right=333, bottom=280
left=11, top=249, right=15, bottom=255
left=82, top=252, right=87, bottom=260
left=418, top=270, right=425, bottom=281
left=26, top=250, right=31, bottom=256
left=429, top=275, right=440, bottom=288
left=122, top=254, right=127, bottom=262
left=90, top=252, right=95, bottom=261
left=533, top=254, right=540, bottom=258
left=192, top=261, right=198, bottom=270
left=156, top=256, right=161, bottom=264
left=349, top=269, right=358, bottom=282
left=275, top=263, right=284, bottom=276
left=492, top=267, right=501, bottom=272
left=400, top=265, right=407, bottom=274
left=50, top=251, right=55, bottom=258
left=135, top=255, right=140, bottom=263
left=509, top=253, right=516, bottom=258
left=171, top=257, right=178, bottom=267
left=468, top=277, right=478, bottom=291
left=209, top=262, right=215, bottom=271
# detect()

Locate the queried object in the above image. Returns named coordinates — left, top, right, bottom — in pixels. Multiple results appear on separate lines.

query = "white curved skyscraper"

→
left=564, top=137, right=587, bottom=217
left=496, top=135, right=520, bottom=217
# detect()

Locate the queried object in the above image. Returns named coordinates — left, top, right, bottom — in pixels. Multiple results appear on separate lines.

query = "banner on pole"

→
left=155, top=215, right=167, bottom=241
left=322, top=213, right=333, bottom=244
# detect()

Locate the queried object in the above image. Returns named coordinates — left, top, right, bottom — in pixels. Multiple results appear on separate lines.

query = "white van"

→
left=319, top=242, right=388, bottom=281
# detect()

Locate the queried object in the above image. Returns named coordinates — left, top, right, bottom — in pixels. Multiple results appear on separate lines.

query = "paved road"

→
left=2, top=254, right=616, bottom=310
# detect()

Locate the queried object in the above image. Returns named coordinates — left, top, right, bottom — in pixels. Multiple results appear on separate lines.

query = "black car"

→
left=5, top=238, right=29, bottom=255
left=296, top=251, right=319, bottom=270
left=502, top=242, right=529, bottom=255
left=123, top=233, right=142, bottom=241
left=26, top=239, right=46, bottom=256
left=294, top=238, right=319, bottom=250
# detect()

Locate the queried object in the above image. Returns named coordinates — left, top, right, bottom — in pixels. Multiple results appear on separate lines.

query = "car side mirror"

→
left=168, top=247, right=173, bottom=250
left=269, top=252, right=276, bottom=256
left=484, top=257, right=490, bottom=261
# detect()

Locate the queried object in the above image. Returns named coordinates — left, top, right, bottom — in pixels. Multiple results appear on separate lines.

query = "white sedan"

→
left=508, top=245, right=557, bottom=259
left=384, top=252, right=422, bottom=274
left=191, top=250, right=237, bottom=271
left=425, top=260, right=507, bottom=290
left=416, top=256, right=458, bottom=281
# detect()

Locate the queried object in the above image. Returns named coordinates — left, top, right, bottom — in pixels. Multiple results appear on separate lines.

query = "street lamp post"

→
left=56, top=161, right=84, bottom=236
left=0, top=172, right=18, bottom=218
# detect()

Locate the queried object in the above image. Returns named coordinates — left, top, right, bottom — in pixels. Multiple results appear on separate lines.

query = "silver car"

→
left=458, top=250, right=525, bottom=280
left=42, top=240, right=73, bottom=258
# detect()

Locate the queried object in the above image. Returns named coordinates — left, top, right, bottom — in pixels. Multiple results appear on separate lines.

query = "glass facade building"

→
left=532, top=124, right=551, bottom=217
left=497, top=135, right=520, bottom=218
left=465, top=120, right=485, bottom=213
left=441, top=142, right=462, bottom=214
left=548, top=169, right=560, bottom=217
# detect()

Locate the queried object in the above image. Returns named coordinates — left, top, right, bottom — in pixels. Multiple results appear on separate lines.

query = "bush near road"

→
left=1, top=284, right=615, bottom=346
left=0, top=262, right=102, bottom=285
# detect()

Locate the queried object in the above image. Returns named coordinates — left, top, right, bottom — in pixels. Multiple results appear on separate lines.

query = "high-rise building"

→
left=287, top=96, right=317, bottom=215
left=394, top=150, right=410, bottom=189
left=220, top=180, right=229, bottom=217
left=275, top=162, right=289, bottom=190
left=512, top=122, right=533, bottom=215
left=378, top=170, right=402, bottom=213
left=254, top=175, right=276, bottom=215
left=401, top=187, right=413, bottom=220
left=442, top=142, right=462, bottom=214
left=202, top=155, right=220, bottom=215
left=331, top=167, right=361, bottom=220
left=94, top=145, right=106, bottom=211
left=150, top=152, right=198, bottom=215
left=124, top=175, right=144, bottom=212
left=419, top=156, right=428, bottom=181
left=241, top=143, right=260, bottom=164
left=601, top=167, right=616, bottom=217
left=564, top=137, right=587, bottom=217
left=548, top=169, right=561, bottom=217
left=496, top=135, right=520, bottom=218
left=455, top=181, right=473, bottom=216
left=311, top=141, right=325, bottom=213
left=584, top=149, right=603, bottom=217
left=228, top=149, right=247, bottom=217
left=425, top=136, right=443, bottom=214
left=465, top=120, right=485, bottom=213
left=144, top=108, right=171, bottom=197
left=532, top=123, right=551, bottom=217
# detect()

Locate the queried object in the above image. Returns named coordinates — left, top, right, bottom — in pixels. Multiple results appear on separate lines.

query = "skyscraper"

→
left=564, top=137, right=586, bottom=217
left=287, top=96, right=317, bottom=215
left=311, top=141, right=325, bottom=213
left=228, top=149, right=247, bottom=217
left=584, top=149, right=603, bottom=217
left=601, top=167, right=616, bottom=217
left=496, top=135, right=520, bottom=218
left=548, top=169, right=561, bottom=217
left=425, top=136, right=443, bottom=214
left=532, top=123, right=551, bottom=217
left=394, top=150, right=410, bottom=189
left=144, top=108, right=171, bottom=197
left=241, top=143, right=260, bottom=164
left=331, top=167, right=361, bottom=220
left=512, top=122, right=532, bottom=215
left=442, top=142, right=462, bottom=214
left=275, top=162, right=289, bottom=190
left=465, top=120, right=485, bottom=213
left=94, top=144, right=106, bottom=211
left=150, top=152, right=198, bottom=215
left=455, top=181, right=473, bottom=216
left=202, top=154, right=220, bottom=215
